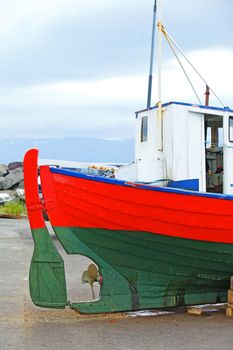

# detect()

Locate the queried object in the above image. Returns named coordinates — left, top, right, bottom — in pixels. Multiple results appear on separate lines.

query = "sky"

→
left=0, top=0, right=232, bottom=140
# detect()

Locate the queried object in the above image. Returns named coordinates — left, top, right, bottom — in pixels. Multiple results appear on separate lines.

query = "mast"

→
left=147, top=0, right=157, bottom=109
left=157, top=0, right=162, bottom=108
left=156, top=0, right=163, bottom=152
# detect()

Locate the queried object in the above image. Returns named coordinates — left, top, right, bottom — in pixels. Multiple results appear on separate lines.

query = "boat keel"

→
left=30, top=227, right=67, bottom=308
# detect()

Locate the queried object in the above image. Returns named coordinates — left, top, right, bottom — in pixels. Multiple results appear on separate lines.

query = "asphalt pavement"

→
left=0, top=218, right=233, bottom=350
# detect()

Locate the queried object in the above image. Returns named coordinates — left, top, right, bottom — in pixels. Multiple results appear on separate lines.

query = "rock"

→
left=8, top=162, right=23, bottom=171
left=0, top=168, right=24, bottom=190
left=16, top=188, right=25, bottom=201
left=0, top=192, right=14, bottom=204
left=17, top=180, right=24, bottom=189
left=1, top=190, right=17, bottom=198
left=0, top=177, right=3, bottom=190
left=0, top=164, right=9, bottom=177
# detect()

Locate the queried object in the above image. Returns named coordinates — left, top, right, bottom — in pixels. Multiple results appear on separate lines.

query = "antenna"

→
left=147, top=0, right=157, bottom=109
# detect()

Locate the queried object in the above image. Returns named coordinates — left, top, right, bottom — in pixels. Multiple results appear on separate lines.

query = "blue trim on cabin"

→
left=167, top=179, right=199, bottom=191
left=135, top=101, right=233, bottom=115
left=50, top=167, right=233, bottom=200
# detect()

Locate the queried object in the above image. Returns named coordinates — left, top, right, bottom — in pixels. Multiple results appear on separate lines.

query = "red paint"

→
left=23, top=149, right=46, bottom=229
left=97, top=275, right=103, bottom=285
left=24, top=149, right=233, bottom=244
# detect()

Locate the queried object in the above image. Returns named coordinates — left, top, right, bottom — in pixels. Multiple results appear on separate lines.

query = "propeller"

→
left=81, top=263, right=99, bottom=299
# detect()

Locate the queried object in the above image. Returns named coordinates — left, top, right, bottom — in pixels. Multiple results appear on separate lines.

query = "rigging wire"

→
left=161, top=25, right=226, bottom=108
left=161, top=26, right=202, bottom=105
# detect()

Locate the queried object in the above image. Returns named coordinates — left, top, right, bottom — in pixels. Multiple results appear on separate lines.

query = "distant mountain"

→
left=0, top=137, right=134, bottom=164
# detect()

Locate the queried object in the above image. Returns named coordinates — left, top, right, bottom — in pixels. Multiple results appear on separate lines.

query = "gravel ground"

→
left=0, top=218, right=233, bottom=350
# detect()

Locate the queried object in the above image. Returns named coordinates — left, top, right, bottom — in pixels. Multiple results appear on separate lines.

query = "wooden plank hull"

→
left=41, top=166, right=233, bottom=244
left=24, top=149, right=233, bottom=313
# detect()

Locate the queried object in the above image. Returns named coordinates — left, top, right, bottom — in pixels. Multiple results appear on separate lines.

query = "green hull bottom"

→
left=29, top=226, right=233, bottom=314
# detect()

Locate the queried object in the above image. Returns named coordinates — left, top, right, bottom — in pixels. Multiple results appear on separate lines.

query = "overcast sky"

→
left=0, top=0, right=232, bottom=139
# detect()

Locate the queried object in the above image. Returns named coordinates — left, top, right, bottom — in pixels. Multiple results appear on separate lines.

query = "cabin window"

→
left=229, top=117, right=233, bottom=142
left=141, top=116, right=148, bottom=142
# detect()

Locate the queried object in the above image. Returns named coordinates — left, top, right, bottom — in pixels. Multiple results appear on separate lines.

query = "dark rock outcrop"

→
left=8, top=162, right=23, bottom=171
left=0, top=164, right=9, bottom=177
left=0, top=162, right=24, bottom=203
left=0, top=168, right=24, bottom=190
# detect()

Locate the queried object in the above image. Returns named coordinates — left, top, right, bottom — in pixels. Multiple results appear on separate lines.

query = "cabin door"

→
left=205, top=115, right=223, bottom=193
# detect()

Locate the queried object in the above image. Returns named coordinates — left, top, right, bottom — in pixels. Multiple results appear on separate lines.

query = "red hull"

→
left=25, top=152, right=233, bottom=244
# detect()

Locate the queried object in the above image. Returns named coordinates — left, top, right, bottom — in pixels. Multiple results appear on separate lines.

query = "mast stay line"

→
left=161, top=25, right=225, bottom=108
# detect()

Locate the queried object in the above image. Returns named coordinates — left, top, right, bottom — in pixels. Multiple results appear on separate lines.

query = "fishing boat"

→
left=24, top=1, right=233, bottom=314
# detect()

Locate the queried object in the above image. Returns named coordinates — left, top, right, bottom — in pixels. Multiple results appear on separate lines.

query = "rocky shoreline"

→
left=0, top=162, right=24, bottom=203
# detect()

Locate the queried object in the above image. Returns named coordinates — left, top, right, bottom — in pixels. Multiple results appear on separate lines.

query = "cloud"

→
left=0, top=0, right=150, bottom=85
left=0, top=1, right=231, bottom=140
left=0, top=47, right=232, bottom=138
left=0, top=0, right=231, bottom=87
left=162, top=48, right=233, bottom=107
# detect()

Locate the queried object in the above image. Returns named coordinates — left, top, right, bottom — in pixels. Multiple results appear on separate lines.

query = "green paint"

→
left=30, top=228, right=67, bottom=308
left=30, top=226, right=233, bottom=313
left=53, top=227, right=133, bottom=313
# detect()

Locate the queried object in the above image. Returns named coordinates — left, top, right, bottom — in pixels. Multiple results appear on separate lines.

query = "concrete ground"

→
left=0, top=218, right=233, bottom=350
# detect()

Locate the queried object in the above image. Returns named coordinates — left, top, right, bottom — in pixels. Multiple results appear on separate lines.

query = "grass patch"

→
left=0, top=200, right=27, bottom=216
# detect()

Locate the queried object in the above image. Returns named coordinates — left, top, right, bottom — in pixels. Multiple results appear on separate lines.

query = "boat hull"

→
left=24, top=149, right=233, bottom=313
left=53, top=226, right=232, bottom=312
